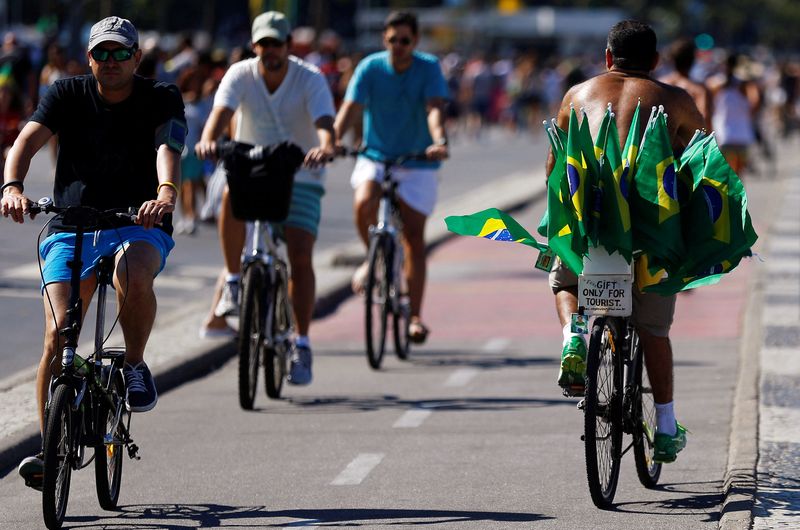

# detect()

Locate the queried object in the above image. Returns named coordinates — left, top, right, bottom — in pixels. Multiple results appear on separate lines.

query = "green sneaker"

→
left=653, top=422, right=688, bottom=463
left=557, top=336, right=587, bottom=389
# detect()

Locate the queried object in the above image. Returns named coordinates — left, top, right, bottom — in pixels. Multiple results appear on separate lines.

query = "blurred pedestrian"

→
left=0, top=32, right=36, bottom=115
left=660, top=38, right=713, bottom=132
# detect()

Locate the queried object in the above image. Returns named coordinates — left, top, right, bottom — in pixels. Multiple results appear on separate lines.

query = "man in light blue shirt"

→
left=335, top=11, right=449, bottom=344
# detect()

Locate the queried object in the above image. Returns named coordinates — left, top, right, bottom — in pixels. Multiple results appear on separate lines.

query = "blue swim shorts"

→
left=39, top=226, right=175, bottom=287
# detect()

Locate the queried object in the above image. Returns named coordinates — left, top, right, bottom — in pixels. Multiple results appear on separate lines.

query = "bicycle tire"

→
left=95, top=372, right=126, bottom=509
left=584, top=317, right=623, bottom=509
left=633, top=337, right=662, bottom=487
left=238, top=264, right=264, bottom=410
left=42, top=384, right=75, bottom=529
left=264, top=270, right=286, bottom=399
left=390, top=238, right=410, bottom=360
left=365, top=235, right=389, bottom=369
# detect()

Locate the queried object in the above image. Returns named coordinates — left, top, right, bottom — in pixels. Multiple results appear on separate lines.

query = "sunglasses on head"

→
left=90, top=47, right=136, bottom=62
left=388, top=36, right=412, bottom=46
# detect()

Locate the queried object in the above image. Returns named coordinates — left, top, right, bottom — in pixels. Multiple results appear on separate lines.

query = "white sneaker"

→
left=214, top=280, right=240, bottom=317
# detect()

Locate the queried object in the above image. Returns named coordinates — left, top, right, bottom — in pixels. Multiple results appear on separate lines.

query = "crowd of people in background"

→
left=2, top=23, right=800, bottom=228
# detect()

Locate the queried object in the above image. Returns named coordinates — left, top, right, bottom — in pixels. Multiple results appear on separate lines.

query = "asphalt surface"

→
left=0, top=129, right=797, bottom=529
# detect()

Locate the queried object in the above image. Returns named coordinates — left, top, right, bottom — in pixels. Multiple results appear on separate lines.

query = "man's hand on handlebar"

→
left=1, top=188, right=33, bottom=223
left=194, top=140, right=217, bottom=161
left=425, top=143, right=449, bottom=161
left=304, top=145, right=337, bottom=169
left=136, top=198, right=174, bottom=230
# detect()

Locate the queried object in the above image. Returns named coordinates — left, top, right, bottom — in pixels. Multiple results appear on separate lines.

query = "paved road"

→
left=0, top=128, right=795, bottom=529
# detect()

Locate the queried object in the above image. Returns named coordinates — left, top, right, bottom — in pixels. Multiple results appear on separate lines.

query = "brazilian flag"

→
left=445, top=208, right=547, bottom=252
left=597, top=114, right=633, bottom=262
left=630, top=111, right=685, bottom=271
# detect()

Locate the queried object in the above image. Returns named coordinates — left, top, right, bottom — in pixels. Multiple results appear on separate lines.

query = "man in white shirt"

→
left=196, top=11, right=336, bottom=385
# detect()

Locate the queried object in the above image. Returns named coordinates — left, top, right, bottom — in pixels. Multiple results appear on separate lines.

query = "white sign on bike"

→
left=579, top=274, right=632, bottom=316
left=578, top=246, right=633, bottom=317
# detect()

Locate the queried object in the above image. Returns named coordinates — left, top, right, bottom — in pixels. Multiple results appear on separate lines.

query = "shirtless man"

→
left=545, top=20, right=705, bottom=464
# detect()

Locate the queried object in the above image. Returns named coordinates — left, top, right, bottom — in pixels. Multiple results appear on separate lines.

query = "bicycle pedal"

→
left=577, top=398, right=586, bottom=410
left=127, top=443, right=140, bottom=460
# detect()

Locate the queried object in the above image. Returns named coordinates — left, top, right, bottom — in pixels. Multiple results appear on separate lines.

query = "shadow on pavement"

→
left=613, top=480, right=723, bottom=520
left=62, top=504, right=552, bottom=528
left=244, top=394, right=576, bottom=414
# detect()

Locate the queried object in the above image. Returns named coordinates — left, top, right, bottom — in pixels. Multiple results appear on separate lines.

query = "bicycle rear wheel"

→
left=633, top=337, right=662, bottom=487
left=584, top=317, right=623, bottom=509
left=264, top=270, right=288, bottom=399
left=238, top=264, right=265, bottom=410
left=392, top=291, right=410, bottom=360
left=365, top=235, right=389, bottom=369
left=43, top=384, right=75, bottom=529
left=95, top=372, right=126, bottom=510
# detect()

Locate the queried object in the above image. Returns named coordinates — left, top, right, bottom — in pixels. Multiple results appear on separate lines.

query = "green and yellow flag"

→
left=597, top=114, right=633, bottom=262
left=445, top=208, right=548, bottom=252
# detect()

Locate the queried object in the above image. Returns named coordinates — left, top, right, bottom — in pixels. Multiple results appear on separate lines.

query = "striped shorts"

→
left=280, top=181, right=325, bottom=238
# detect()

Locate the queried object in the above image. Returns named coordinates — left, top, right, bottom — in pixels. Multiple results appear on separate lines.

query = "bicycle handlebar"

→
left=339, top=147, right=430, bottom=167
left=29, top=198, right=140, bottom=225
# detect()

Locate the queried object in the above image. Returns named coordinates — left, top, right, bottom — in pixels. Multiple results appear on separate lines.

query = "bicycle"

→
left=575, top=263, right=661, bottom=509
left=217, top=140, right=303, bottom=410
left=28, top=198, right=141, bottom=529
left=345, top=149, right=428, bottom=370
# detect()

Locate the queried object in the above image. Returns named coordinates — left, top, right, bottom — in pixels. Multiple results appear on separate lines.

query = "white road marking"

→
left=444, top=368, right=478, bottom=387
left=282, top=520, right=320, bottom=529
left=483, top=337, right=510, bottom=353
left=330, top=453, right=384, bottom=485
left=393, top=409, right=432, bottom=428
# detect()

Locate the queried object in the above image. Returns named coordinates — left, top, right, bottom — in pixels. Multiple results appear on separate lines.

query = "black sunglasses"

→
left=388, top=36, right=412, bottom=46
left=90, top=47, right=136, bottom=62
left=257, top=38, right=286, bottom=49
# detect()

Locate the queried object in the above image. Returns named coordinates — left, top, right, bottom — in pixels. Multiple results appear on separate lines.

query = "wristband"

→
left=157, top=181, right=179, bottom=195
left=1, top=180, right=24, bottom=194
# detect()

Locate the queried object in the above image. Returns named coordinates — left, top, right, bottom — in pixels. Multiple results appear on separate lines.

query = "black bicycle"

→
left=29, top=198, right=140, bottom=529
left=217, top=140, right=304, bottom=409
left=346, top=150, right=428, bottom=369
left=581, top=312, right=660, bottom=508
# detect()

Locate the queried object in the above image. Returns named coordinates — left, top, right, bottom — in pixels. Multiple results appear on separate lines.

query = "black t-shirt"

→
left=31, top=74, right=185, bottom=234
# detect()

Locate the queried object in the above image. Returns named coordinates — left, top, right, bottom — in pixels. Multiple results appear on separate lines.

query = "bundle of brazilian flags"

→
left=445, top=101, right=758, bottom=295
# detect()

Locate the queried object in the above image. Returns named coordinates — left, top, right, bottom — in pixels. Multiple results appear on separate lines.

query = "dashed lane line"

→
left=330, top=453, right=385, bottom=486
left=393, top=409, right=432, bottom=428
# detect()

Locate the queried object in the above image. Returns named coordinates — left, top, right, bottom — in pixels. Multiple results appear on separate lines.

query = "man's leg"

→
left=215, top=188, right=246, bottom=316
left=351, top=180, right=380, bottom=293
left=285, top=226, right=315, bottom=337
left=551, top=265, right=587, bottom=389
left=398, top=200, right=428, bottom=339
left=639, top=329, right=674, bottom=404
left=114, top=241, right=162, bottom=412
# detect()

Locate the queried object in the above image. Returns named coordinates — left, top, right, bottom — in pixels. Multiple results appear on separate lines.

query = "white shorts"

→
left=350, top=157, right=438, bottom=216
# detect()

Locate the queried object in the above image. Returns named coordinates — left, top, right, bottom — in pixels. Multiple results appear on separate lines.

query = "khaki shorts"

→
left=548, top=259, right=676, bottom=337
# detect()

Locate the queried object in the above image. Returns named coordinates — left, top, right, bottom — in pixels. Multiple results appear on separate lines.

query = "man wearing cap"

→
left=1, top=16, right=186, bottom=489
left=195, top=11, right=336, bottom=385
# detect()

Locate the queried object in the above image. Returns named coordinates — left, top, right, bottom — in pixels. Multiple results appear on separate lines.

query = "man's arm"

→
left=195, top=105, right=236, bottom=160
left=1, top=121, right=53, bottom=223
left=334, top=100, right=364, bottom=150
left=305, top=115, right=336, bottom=168
left=425, top=97, right=448, bottom=160
left=137, top=144, right=180, bottom=230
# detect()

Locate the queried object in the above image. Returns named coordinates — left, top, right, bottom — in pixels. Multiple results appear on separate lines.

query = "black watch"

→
left=435, top=138, right=448, bottom=147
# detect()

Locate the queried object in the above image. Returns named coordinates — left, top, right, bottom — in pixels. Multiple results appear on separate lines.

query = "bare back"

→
left=546, top=70, right=705, bottom=175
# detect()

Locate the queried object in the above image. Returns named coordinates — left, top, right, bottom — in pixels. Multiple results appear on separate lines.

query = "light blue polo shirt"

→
left=345, top=50, right=449, bottom=168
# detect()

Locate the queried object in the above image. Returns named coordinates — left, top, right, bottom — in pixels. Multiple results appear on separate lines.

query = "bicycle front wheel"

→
left=264, top=270, right=288, bottom=399
left=238, top=264, right=265, bottom=410
left=584, top=317, right=623, bottom=509
left=43, top=384, right=75, bottom=529
left=633, top=337, right=662, bottom=487
left=95, top=372, right=126, bottom=509
left=365, top=235, right=389, bottom=369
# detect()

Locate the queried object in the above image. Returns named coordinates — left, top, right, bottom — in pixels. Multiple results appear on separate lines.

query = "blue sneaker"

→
left=18, top=453, right=44, bottom=491
left=287, top=344, right=313, bottom=385
left=124, top=362, right=158, bottom=412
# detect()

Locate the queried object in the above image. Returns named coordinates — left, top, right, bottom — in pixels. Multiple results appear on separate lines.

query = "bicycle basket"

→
left=224, top=141, right=304, bottom=222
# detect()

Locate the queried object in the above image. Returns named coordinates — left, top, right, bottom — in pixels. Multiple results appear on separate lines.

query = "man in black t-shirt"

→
left=0, top=16, right=186, bottom=490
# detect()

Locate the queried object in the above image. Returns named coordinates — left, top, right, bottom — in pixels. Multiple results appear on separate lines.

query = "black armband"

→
left=155, top=118, right=188, bottom=153
left=1, top=180, right=24, bottom=193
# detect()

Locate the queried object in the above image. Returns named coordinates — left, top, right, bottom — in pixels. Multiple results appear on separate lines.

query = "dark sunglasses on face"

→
left=388, top=36, right=412, bottom=46
left=257, top=38, right=285, bottom=49
left=90, top=47, right=136, bottom=62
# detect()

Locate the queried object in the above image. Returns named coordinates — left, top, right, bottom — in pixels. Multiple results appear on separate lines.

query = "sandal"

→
left=351, top=261, right=369, bottom=296
left=408, top=320, right=429, bottom=344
